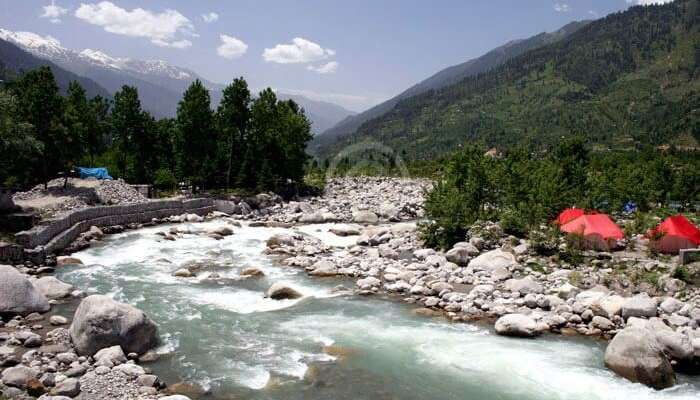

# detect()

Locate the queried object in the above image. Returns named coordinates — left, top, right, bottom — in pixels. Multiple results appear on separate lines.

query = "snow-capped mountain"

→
left=0, top=29, right=74, bottom=63
left=0, top=27, right=355, bottom=129
left=0, top=28, right=196, bottom=83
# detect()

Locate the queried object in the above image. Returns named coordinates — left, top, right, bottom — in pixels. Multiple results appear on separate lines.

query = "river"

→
left=55, top=220, right=700, bottom=400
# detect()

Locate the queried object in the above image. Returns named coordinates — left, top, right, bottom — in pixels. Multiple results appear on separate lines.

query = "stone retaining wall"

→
left=14, top=198, right=215, bottom=256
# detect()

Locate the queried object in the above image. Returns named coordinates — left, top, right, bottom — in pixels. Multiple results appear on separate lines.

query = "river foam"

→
left=58, top=220, right=700, bottom=400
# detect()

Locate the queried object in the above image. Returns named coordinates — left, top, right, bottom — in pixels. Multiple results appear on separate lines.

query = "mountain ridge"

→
left=316, top=1, right=700, bottom=159
left=311, top=20, right=589, bottom=151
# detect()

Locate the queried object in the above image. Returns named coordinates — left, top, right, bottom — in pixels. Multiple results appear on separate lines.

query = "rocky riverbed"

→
left=2, top=177, right=700, bottom=399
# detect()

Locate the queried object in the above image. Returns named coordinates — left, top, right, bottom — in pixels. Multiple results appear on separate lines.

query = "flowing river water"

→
left=53, top=220, right=700, bottom=400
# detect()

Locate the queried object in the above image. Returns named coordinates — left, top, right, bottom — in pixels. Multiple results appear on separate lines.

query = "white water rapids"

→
left=54, top=220, right=700, bottom=400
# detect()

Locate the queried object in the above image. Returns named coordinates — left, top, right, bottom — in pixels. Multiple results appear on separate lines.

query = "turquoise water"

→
left=56, top=220, right=700, bottom=400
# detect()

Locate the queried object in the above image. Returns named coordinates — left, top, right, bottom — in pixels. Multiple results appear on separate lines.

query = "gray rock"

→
left=52, top=378, right=80, bottom=397
left=94, top=345, right=126, bottom=367
left=49, top=315, right=68, bottom=326
left=113, top=363, right=146, bottom=377
left=352, top=210, right=379, bottom=224
left=69, top=295, right=159, bottom=356
left=445, top=246, right=473, bottom=266
left=1, top=365, right=38, bottom=388
left=298, top=211, right=326, bottom=223
left=468, top=249, right=517, bottom=271
left=554, top=282, right=580, bottom=300
left=655, top=330, right=694, bottom=362
left=659, top=298, right=684, bottom=315
left=161, top=396, right=193, bottom=400
left=357, top=277, right=381, bottom=290
left=308, top=260, right=338, bottom=277
left=604, top=327, right=675, bottom=390
left=266, top=282, right=302, bottom=300
left=591, top=316, right=615, bottom=331
left=494, top=314, right=539, bottom=337
left=0, top=265, right=50, bottom=316
left=33, top=277, right=73, bottom=300
left=591, top=295, right=625, bottom=319
left=504, top=277, right=543, bottom=295
left=621, top=294, right=658, bottom=320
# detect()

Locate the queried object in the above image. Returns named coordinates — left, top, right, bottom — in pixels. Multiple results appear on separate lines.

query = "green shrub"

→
left=561, top=233, right=585, bottom=266
left=529, top=225, right=561, bottom=256
left=672, top=266, right=692, bottom=283
left=153, top=168, right=178, bottom=190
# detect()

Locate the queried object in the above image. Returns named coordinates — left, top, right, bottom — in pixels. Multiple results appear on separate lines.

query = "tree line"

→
left=421, top=138, right=700, bottom=249
left=0, top=66, right=313, bottom=193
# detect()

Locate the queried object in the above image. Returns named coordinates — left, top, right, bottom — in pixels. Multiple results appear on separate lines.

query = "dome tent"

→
left=556, top=208, right=585, bottom=225
left=560, top=214, right=624, bottom=251
left=648, top=215, right=700, bottom=254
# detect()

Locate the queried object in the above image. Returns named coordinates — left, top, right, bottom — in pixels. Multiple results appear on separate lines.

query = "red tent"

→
left=556, top=208, right=585, bottom=225
left=648, top=215, right=700, bottom=254
left=560, top=214, right=624, bottom=251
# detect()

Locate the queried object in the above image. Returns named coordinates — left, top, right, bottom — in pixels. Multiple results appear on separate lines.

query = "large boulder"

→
left=266, top=283, right=302, bottom=300
left=504, top=277, right=543, bottom=295
left=308, top=260, right=338, bottom=277
left=445, top=246, right=472, bottom=266
left=1, top=365, right=38, bottom=388
left=0, top=265, right=50, bottom=316
left=33, top=277, right=74, bottom=300
left=352, top=210, right=379, bottom=224
left=69, top=295, right=159, bottom=356
left=494, top=314, right=539, bottom=337
left=604, top=327, right=676, bottom=390
left=621, top=294, right=658, bottom=320
left=468, top=249, right=517, bottom=271
left=591, top=295, right=625, bottom=319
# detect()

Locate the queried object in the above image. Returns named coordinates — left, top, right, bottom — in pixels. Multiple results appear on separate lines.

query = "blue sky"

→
left=0, top=0, right=663, bottom=111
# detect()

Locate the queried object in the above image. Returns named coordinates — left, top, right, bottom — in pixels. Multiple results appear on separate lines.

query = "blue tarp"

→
left=77, top=167, right=112, bottom=180
left=623, top=201, right=638, bottom=213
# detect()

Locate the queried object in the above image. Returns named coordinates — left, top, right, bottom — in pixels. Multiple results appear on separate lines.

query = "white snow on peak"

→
left=0, top=28, right=68, bottom=58
left=79, top=49, right=126, bottom=70
left=1, top=27, right=195, bottom=81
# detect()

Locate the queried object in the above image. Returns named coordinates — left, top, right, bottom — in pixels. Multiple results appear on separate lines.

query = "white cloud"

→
left=588, top=10, right=599, bottom=17
left=626, top=0, right=674, bottom=4
left=202, top=12, right=218, bottom=23
left=307, top=61, right=338, bottom=74
left=217, top=34, right=247, bottom=59
left=553, top=3, right=571, bottom=12
left=263, top=37, right=335, bottom=64
left=41, top=0, right=68, bottom=23
left=74, top=1, right=196, bottom=48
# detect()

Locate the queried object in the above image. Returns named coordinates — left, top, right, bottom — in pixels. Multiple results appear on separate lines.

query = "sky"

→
left=0, top=0, right=672, bottom=112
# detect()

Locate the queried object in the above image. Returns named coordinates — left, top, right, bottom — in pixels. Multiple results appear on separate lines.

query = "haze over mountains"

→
left=0, top=28, right=355, bottom=134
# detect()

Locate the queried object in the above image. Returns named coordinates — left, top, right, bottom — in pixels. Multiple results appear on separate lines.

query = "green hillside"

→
left=318, top=0, right=700, bottom=160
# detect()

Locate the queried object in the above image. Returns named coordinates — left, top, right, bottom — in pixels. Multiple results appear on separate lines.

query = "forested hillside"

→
left=311, top=20, right=588, bottom=150
left=318, top=0, right=700, bottom=159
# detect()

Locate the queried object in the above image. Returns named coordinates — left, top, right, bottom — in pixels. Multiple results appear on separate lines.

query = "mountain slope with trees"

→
left=0, top=28, right=355, bottom=130
left=317, top=0, right=700, bottom=160
left=310, top=21, right=589, bottom=151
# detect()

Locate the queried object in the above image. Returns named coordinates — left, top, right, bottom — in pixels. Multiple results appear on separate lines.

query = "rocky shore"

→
left=2, top=177, right=700, bottom=398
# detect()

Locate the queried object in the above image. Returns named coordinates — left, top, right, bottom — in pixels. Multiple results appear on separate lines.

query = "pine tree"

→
left=216, top=77, right=251, bottom=189
left=175, top=80, right=215, bottom=191
left=14, top=66, right=66, bottom=187
left=111, top=86, right=144, bottom=180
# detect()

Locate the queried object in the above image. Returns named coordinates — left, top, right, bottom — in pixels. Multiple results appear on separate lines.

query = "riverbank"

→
left=1, top=177, right=700, bottom=399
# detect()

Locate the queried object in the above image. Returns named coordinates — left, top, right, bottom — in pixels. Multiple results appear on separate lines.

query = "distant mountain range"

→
left=310, top=20, right=589, bottom=151
left=315, top=0, right=700, bottom=158
left=0, top=28, right=355, bottom=133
